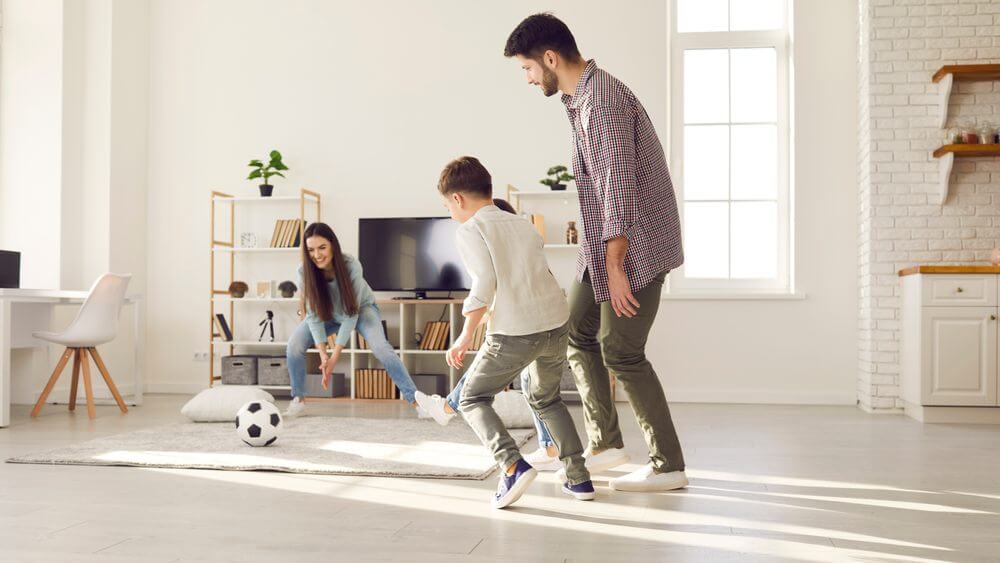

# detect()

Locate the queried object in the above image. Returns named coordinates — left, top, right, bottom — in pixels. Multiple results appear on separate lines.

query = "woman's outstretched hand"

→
left=320, top=349, right=340, bottom=389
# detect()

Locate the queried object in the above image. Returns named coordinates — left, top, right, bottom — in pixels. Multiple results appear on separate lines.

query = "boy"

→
left=430, top=155, right=593, bottom=509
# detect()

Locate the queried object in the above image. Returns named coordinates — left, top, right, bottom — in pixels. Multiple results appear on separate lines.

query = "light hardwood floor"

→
left=1, top=395, right=998, bottom=562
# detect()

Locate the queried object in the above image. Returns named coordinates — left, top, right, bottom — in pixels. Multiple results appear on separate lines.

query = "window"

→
left=669, top=0, right=791, bottom=293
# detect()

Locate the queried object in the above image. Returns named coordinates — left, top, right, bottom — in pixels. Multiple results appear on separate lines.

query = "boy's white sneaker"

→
left=609, top=465, right=688, bottom=492
left=284, top=397, right=306, bottom=419
left=414, top=391, right=456, bottom=426
left=416, top=405, right=433, bottom=419
left=523, top=447, right=562, bottom=471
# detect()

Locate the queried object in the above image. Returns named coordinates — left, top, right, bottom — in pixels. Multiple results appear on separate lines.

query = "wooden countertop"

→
left=898, top=265, right=1000, bottom=276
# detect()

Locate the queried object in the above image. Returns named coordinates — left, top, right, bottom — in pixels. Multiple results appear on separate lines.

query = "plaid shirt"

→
left=562, top=60, right=684, bottom=303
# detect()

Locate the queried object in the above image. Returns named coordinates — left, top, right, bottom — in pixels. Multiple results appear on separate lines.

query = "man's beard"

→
left=541, top=67, right=559, bottom=97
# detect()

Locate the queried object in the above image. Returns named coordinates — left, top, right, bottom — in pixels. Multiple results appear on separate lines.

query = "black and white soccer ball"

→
left=235, top=400, right=282, bottom=447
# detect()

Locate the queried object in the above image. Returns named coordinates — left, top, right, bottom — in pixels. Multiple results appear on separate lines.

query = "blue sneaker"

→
left=492, top=459, right=537, bottom=509
left=562, top=480, right=596, bottom=501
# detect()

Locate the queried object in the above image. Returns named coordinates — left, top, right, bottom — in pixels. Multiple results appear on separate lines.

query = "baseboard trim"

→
left=903, top=402, right=1000, bottom=424
left=665, top=389, right=856, bottom=406
left=145, top=382, right=206, bottom=395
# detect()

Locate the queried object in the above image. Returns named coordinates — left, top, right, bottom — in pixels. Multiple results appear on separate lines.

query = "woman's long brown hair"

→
left=302, top=222, right=358, bottom=321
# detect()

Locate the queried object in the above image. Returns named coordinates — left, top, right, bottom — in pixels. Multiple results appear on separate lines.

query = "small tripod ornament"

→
left=258, top=310, right=276, bottom=342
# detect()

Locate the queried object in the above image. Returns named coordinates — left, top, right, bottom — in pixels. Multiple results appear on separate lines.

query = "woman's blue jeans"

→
left=287, top=304, right=417, bottom=403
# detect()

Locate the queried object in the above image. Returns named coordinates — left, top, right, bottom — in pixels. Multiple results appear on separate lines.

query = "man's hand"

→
left=608, top=265, right=640, bottom=318
left=446, top=333, right=472, bottom=369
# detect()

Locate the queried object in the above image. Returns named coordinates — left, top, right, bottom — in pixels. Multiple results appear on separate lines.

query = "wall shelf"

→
left=931, top=64, right=1000, bottom=205
left=933, top=144, right=1000, bottom=158
left=932, top=144, right=1000, bottom=205
left=933, top=64, right=1000, bottom=129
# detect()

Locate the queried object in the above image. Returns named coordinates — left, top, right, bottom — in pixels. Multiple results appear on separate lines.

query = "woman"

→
left=414, top=198, right=563, bottom=471
left=285, top=222, right=420, bottom=417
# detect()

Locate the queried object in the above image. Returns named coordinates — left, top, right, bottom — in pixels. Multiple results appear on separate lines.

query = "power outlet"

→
left=193, top=351, right=211, bottom=361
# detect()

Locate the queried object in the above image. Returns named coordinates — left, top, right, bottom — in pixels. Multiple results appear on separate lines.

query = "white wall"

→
left=0, top=0, right=148, bottom=404
left=144, top=0, right=859, bottom=403
left=0, top=0, right=64, bottom=289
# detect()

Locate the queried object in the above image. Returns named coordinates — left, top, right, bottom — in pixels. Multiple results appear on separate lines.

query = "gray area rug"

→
left=7, top=416, right=534, bottom=480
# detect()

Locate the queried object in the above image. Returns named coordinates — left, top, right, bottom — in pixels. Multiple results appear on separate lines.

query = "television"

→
left=358, top=217, right=471, bottom=297
left=0, top=250, right=19, bottom=289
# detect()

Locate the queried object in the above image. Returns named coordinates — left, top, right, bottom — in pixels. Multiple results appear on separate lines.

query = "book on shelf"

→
left=420, top=321, right=450, bottom=350
left=355, top=368, right=394, bottom=399
left=530, top=214, right=545, bottom=239
left=470, top=322, right=487, bottom=350
left=214, top=314, right=233, bottom=341
left=269, top=219, right=306, bottom=248
left=269, top=220, right=282, bottom=247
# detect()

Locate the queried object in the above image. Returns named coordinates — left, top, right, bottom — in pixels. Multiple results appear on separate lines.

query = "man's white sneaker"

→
left=284, top=397, right=306, bottom=419
left=556, top=447, right=630, bottom=481
left=414, top=391, right=456, bottom=426
left=609, top=465, right=688, bottom=492
left=416, top=405, right=433, bottom=419
left=523, top=447, right=562, bottom=471
left=584, top=447, right=630, bottom=474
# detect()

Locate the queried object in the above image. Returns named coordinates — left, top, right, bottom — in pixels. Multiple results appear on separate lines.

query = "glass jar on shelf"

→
left=960, top=121, right=980, bottom=144
left=946, top=126, right=961, bottom=145
left=977, top=122, right=994, bottom=145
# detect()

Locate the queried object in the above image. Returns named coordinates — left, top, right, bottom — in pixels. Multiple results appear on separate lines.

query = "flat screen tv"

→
left=358, top=217, right=471, bottom=297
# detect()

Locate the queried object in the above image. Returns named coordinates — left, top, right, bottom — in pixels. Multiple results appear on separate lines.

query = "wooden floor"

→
left=1, top=395, right=998, bottom=562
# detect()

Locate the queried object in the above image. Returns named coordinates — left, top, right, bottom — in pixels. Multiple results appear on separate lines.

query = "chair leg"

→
left=31, top=348, right=75, bottom=418
left=88, top=347, right=128, bottom=414
left=69, top=349, right=82, bottom=412
left=80, top=349, right=96, bottom=419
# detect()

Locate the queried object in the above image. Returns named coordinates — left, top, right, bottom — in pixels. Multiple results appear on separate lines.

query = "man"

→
left=504, top=13, right=687, bottom=492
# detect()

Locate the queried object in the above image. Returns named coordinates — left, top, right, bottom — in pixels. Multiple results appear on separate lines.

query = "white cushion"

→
left=181, top=386, right=276, bottom=422
left=493, top=390, right=535, bottom=428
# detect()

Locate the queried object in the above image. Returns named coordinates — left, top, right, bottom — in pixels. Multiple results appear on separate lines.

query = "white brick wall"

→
left=858, top=0, right=1000, bottom=411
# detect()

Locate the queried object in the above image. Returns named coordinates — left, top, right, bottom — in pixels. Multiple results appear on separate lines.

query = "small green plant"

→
left=247, top=150, right=289, bottom=185
left=540, top=165, right=574, bottom=189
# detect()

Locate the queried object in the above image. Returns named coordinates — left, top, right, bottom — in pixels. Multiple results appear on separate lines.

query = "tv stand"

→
left=393, top=291, right=451, bottom=301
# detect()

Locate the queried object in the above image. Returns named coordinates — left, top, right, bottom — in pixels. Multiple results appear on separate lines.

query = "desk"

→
left=0, top=289, right=143, bottom=427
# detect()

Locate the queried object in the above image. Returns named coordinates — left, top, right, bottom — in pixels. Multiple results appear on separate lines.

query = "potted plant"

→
left=247, top=150, right=289, bottom=197
left=277, top=280, right=297, bottom=298
left=540, top=165, right=574, bottom=191
left=228, top=281, right=249, bottom=299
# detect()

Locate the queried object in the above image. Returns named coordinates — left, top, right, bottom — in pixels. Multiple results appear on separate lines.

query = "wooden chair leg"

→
left=69, top=349, right=82, bottom=412
left=88, top=347, right=128, bottom=414
left=80, top=349, right=96, bottom=419
left=30, top=348, right=75, bottom=418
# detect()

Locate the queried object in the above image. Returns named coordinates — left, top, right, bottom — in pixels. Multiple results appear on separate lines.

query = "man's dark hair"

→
left=504, top=13, right=581, bottom=62
left=438, top=156, right=492, bottom=199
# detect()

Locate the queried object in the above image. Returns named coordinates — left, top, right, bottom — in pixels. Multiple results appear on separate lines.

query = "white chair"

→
left=31, top=273, right=132, bottom=419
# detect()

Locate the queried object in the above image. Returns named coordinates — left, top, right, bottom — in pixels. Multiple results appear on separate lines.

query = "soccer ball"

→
left=235, top=400, right=282, bottom=447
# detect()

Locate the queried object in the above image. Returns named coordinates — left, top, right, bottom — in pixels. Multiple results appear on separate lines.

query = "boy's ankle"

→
left=545, top=445, right=558, bottom=457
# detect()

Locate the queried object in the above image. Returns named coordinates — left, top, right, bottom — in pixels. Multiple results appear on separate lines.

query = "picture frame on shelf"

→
left=256, top=281, right=275, bottom=299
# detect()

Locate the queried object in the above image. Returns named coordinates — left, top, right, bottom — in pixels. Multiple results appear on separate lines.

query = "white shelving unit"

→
left=209, top=188, right=321, bottom=388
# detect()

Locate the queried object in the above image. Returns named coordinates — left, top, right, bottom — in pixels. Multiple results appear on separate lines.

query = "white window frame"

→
left=667, top=1, right=792, bottom=294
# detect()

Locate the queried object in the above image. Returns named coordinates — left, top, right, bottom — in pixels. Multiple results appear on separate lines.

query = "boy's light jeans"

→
left=448, top=369, right=555, bottom=449
left=459, top=322, right=589, bottom=485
